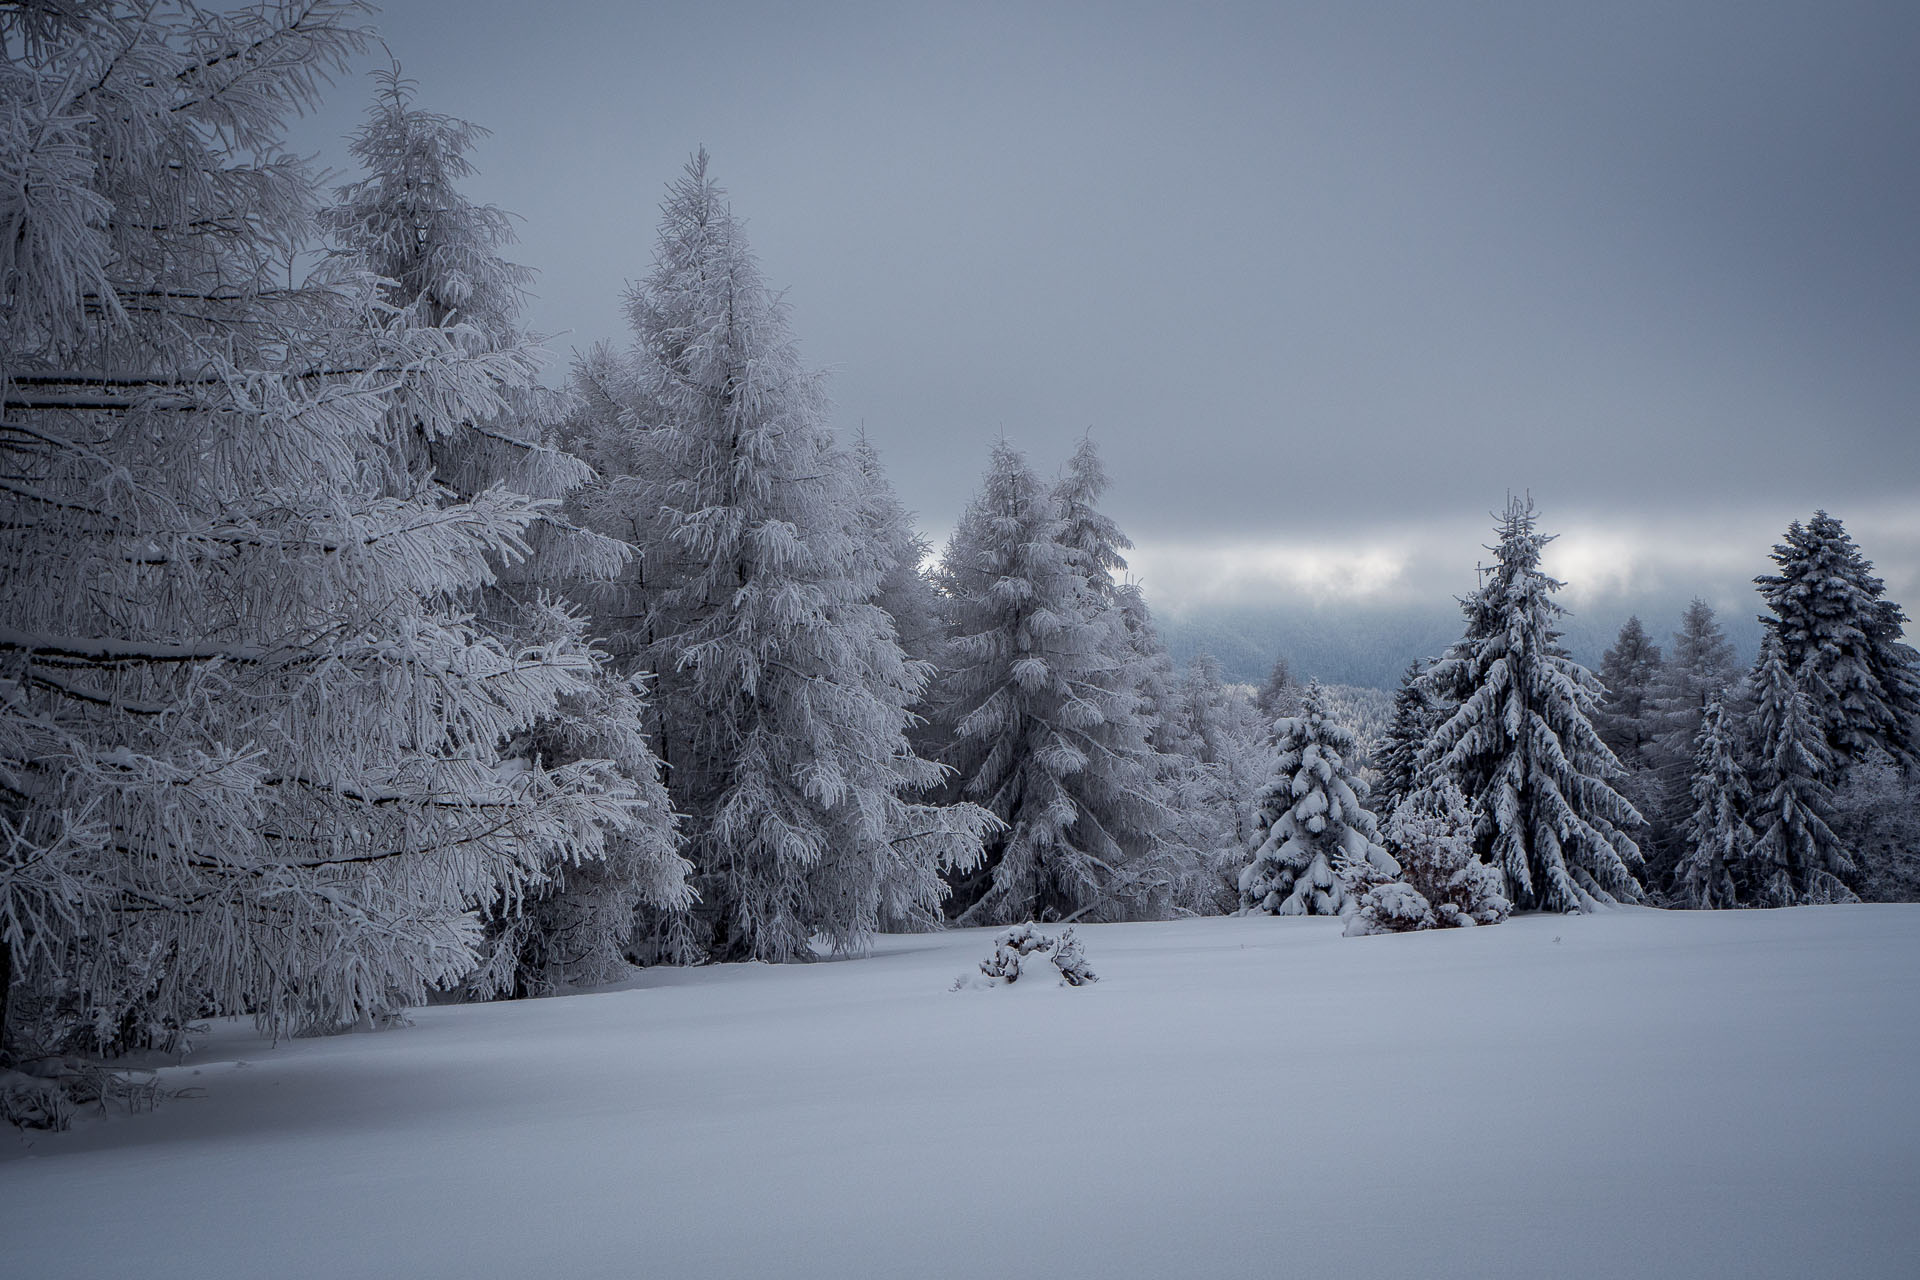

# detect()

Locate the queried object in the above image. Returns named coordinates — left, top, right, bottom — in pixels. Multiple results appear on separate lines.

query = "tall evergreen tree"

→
left=931, top=442, right=1165, bottom=925
left=0, top=0, right=638, bottom=1065
left=1240, top=683, right=1398, bottom=916
left=1641, top=598, right=1742, bottom=887
left=852, top=431, right=947, bottom=677
left=325, top=67, right=687, bottom=994
left=1160, top=653, right=1269, bottom=914
left=1420, top=498, right=1644, bottom=912
left=1375, top=659, right=1439, bottom=818
left=601, top=153, right=988, bottom=960
left=1253, top=654, right=1303, bottom=725
left=1749, top=634, right=1855, bottom=904
left=1672, top=692, right=1755, bottom=909
left=1595, top=616, right=1664, bottom=778
left=1756, top=511, right=1920, bottom=773
left=1053, top=436, right=1133, bottom=601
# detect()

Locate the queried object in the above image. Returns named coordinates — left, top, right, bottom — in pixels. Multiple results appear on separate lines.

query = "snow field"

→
left=4, top=906, right=1917, bottom=1279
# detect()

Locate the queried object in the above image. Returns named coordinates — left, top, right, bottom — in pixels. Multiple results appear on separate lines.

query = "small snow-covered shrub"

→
left=953, top=924, right=1098, bottom=989
left=1346, top=881, right=1436, bottom=935
left=0, top=1070, right=72, bottom=1131
left=1050, top=928, right=1097, bottom=986
left=1348, top=783, right=1511, bottom=936
left=0, top=1057, right=165, bottom=1131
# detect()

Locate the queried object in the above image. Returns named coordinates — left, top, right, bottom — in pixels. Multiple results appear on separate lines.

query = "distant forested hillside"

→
left=1157, top=598, right=1763, bottom=690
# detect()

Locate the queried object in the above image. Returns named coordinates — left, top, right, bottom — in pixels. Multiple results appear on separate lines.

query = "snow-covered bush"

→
left=1347, top=783, right=1510, bottom=936
left=954, top=924, right=1098, bottom=988
left=1346, top=881, right=1437, bottom=935
left=1050, top=928, right=1098, bottom=987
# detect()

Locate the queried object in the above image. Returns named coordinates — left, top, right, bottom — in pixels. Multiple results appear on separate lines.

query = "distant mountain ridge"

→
left=1156, top=598, right=1766, bottom=690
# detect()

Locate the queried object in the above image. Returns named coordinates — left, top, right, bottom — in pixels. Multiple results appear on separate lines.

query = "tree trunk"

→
left=0, top=934, right=14, bottom=1065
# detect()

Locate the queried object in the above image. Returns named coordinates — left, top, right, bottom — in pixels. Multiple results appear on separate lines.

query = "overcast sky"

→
left=290, top=0, right=1920, bottom=619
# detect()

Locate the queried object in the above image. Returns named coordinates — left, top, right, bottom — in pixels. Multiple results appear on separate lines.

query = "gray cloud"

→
left=289, top=0, right=1920, bottom=613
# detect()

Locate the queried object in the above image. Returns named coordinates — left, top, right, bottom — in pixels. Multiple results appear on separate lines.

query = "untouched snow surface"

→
left=5, top=907, right=1918, bottom=1279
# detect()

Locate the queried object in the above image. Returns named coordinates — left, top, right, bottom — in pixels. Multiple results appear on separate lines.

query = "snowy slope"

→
left=5, top=908, right=1917, bottom=1279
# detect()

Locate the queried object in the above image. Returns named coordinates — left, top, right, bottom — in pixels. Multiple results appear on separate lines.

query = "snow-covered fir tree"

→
left=590, top=153, right=988, bottom=960
left=1419, top=498, right=1644, bottom=912
left=1375, top=659, right=1440, bottom=818
left=1253, top=654, right=1304, bottom=724
left=1114, top=584, right=1191, bottom=916
left=324, top=66, right=687, bottom=993
left=1748, top=634, right=1855, bottom=905
left=1348, top=781, right=1509, bottom=934
left=1644, top=598, right=1742, bottom=885
left=1672, top=692, right=1756, bottom=910
left=1240, top=682, right=1399, bottom=916
left=0, top=0, right=642, bottom=1066
left=931, top=442, right=1166, bottom=925
left=1594, top=615, right=1665, bottom=825
left=1159, top=653, right=1270, bottom=914
left=1053, top=436, right=1133, bottom=602
left=853, top=431, right=948, bottom=678
left=1755, top=511, right=1920, bottom=774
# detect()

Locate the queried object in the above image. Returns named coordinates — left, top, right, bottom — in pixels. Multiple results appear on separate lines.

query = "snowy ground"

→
left=5, top=907, right=1917, bottom=1280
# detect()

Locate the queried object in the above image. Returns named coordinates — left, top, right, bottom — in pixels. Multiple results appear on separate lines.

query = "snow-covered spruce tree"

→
left=1054, top=435, right=1133, bottom=601
left=931, top=442, right=1166, bottom=925
left=1755, top=511, right=1920, bottom=774
left=605, top=153, right=989, bottom=960
left=1253, top=654, right=1304, bottom=724
left=1240, top=682, right=1398, bottom=916
left=323, top=68, right=686, bottom=994
left=1058, top=438, right=1208, bottom=912
left=1113, top=582, right=1191, bottom=916
left=1672, top=692, right=1756, bottom=910
left=1160, top=653, right=1269, bottom=914
left=0, top=1, right=640, bottom=1070
left=1419, top=498, right=1644, bottom=912
left=1375, top=659, right=1440, bottom=818
left=1748, top=634, right=1855, bottom=905
left=853, top=430, right=948, bottom=678
left=1348, top=781, right=1509, bottom=934
left=1594, top=615, right=1664, bottom=823
left=1644, top=598, right=1741, bottom=886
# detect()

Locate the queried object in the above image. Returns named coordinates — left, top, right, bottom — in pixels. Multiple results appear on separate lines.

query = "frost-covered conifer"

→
left=0, top=1, right=639, bottom=1064
left=1755, top=512, right=1920, bottom=773
left=932, top=442, right=1165, bottom=925
left=1672, top=693, right=1755, bottom=910
left=1375, top=659, right=1439, bottom=818
left=1240, top=683, right=1398, bottom=916
left=1644, top=599, right=1741, bottom=884
left=1348, top=781, right=1509, bottom=934
left=1054, top=436, right=1132, bottom=601
left=1749, top=635, right=1855, bottom=905
left=853, top=431, right=948, bottom=677
left=1595, top=616, right=1664, bottom=818
left=1253, top=654, right=1303, bottom=725
left=1159, top=654, right=1269, bottom=914
left=597, top=153, right=988, bottom=960
left=325, top=67, right=687, bottom=993
left=1420, top=498, right=1644, bottom=912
